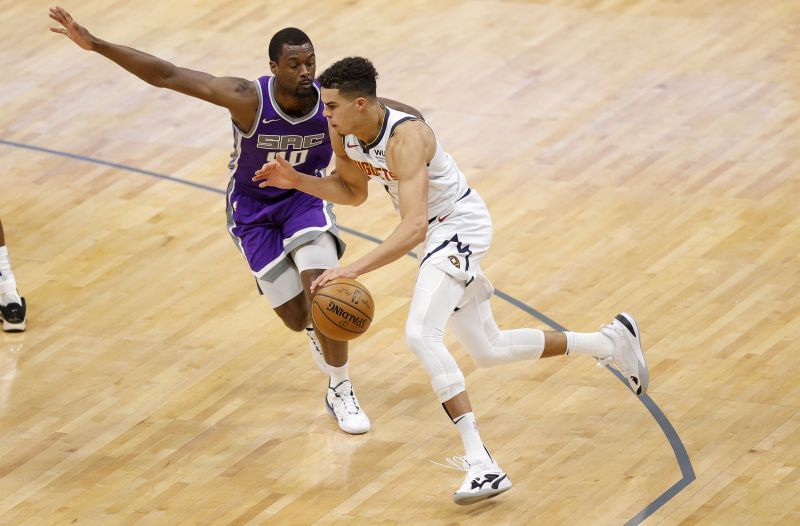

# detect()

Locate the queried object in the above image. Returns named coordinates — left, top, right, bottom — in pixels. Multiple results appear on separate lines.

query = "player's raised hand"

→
left=49, top=6, right=95, bottom=50
left=252, top=155, right=300, bottom=189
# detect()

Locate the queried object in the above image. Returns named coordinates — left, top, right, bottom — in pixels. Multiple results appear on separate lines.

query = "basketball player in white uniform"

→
left=253, top=57, right=649, bottom=505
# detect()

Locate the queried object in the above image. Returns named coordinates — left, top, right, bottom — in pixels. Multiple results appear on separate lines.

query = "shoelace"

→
left=334, top=385, right=361, bottom=415
left=428, top=455, right=470, bottom=471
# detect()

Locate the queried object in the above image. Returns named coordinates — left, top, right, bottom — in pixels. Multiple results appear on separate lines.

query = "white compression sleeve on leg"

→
left=405, top=265, right=468, bottom=403
left=291, top=232, right=339, bottom=272
left=449, top=295, right=545, bottom=368
left=256, top=266, right=303, bottom=308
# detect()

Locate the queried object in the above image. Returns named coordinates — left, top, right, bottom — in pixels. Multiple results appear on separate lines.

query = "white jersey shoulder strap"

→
left=343, top=106, right=469, bottom=219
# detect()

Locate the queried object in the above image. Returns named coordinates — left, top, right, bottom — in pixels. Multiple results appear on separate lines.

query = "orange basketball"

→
left=311, top=278, right=374, bottom=341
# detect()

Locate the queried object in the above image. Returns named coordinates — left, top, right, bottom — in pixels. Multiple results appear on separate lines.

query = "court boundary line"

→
left=0, top=138, right=695, bottom=524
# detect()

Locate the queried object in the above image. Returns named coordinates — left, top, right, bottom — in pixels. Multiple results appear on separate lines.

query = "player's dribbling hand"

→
left=49, top=6, right=94, bottom=50
left=311, top=266, right=360, bottom=294
left=252, top=155, right=300, bottom=189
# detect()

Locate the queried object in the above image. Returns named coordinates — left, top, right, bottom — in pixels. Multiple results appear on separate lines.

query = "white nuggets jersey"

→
left=341, top=107, right=469, bottom=219
left=344, top=106, right=493, bottom=298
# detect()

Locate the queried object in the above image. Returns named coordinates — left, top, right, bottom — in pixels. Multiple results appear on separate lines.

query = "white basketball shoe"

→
left=597, top=312, right=649, bottom=396
left=447, top=456, right=512, bottom=505
left=325, top=380, right=370, bottom=435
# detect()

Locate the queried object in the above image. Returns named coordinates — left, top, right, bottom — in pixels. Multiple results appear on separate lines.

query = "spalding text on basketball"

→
left=326, top=301, right=366, bottom=327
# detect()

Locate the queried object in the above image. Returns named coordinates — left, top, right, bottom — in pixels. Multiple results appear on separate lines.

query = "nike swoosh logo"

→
left=346, top=142, right=359, bottom=148
left=262, top=118, right=280, bottom=125
left=437, top=214, right=450, bottom=222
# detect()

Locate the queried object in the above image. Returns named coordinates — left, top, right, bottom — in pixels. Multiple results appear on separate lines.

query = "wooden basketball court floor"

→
left=1, top=0, right=799, bottom=524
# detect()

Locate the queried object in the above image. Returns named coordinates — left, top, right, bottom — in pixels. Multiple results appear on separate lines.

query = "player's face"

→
left=270, top=43, right=316, bottom=97
left=321, top=88, right=362, bottom=134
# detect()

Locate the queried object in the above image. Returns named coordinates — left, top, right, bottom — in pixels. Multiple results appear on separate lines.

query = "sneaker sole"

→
left=453, top=481, right=512, bottom=505
left=617, top=312, right=649, bottom=396
left=2, top=321, right=26, bottom=332
left=1, top=316, right=26, bottom=333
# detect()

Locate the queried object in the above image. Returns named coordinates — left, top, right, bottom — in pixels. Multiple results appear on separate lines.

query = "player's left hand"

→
left=252, top=155, right=299, bottom=189
left=311, top=266, right=360, bottom=294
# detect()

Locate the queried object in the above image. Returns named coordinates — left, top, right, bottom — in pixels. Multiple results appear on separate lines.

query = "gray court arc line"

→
left=0, top=137, right=695, bottom=525
left=492, top=290, right=696, bottom=524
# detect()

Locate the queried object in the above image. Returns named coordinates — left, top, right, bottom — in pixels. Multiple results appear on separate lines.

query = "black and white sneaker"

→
left=597, top=312, right=648, bottom=396
left=446, top=456, right=512, bottom=505
left=0, top=296, right=26, bottom=333
left=325, top=380, right=370, bottom=435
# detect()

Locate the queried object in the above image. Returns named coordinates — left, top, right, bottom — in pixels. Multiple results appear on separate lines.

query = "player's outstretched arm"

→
left=48, top=6, right=257, bottom=129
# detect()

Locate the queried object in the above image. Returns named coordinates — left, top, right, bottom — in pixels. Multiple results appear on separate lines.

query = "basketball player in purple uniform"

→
left=49, top=7, right=420, bottom=434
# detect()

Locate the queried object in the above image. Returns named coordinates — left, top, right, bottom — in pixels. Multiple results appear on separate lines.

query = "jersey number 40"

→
left=258, top=133, right=325, bottom=167
left=266, top=150, right=308, bottom=166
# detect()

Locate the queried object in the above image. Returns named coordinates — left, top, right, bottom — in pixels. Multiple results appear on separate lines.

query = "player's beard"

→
left=295, top=83, right=314, bottom=97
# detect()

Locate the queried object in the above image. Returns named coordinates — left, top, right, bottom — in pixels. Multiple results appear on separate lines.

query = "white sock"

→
left=565, top=331, right=614, bottom=358
left=453, top=412, right=492, bottom=464
left=0, top=246, right=20, bottom=305
left=328, top=362, right=349, bottom=387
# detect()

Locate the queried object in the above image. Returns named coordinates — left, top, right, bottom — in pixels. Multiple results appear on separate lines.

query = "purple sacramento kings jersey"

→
left=229, top=76, right=332, bottom=199
left=225, top=76, right=344, bottom=284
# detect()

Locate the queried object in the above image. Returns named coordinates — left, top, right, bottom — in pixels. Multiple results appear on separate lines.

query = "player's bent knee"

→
left=430, top=371, right=466, bottom=403
left=282, top=316, right=309, bottom=332
left=275, top=304, right=310, bottom=332
left=470, top=352, right=497, bottom=369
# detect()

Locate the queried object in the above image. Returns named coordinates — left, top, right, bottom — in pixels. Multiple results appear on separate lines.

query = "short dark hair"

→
left=317, top=57, right=378, bottom=98
left=268, top=28, right=312, bottom=61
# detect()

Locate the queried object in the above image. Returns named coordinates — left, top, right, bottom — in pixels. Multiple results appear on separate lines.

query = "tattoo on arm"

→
left=235, top=79, right=251, bottom=93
